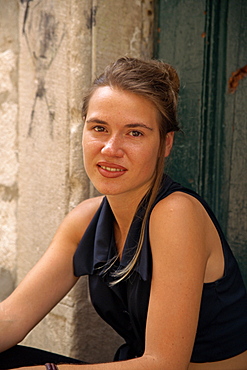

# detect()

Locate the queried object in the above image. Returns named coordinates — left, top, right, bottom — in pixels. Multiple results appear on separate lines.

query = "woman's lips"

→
left=97, top=162, right=127, bottom=178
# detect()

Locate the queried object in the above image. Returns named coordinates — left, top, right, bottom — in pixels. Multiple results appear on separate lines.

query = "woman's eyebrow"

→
left=125, top=123, right=153, bottom=131
left=85, top=118, right=107, bottom=124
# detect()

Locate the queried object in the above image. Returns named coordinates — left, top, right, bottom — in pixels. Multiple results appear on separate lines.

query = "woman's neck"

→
left=108, top=193, right=139, bottom=227
left=106, top=192, right=145, bottom=258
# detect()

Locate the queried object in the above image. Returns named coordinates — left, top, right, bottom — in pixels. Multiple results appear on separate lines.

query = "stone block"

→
left=0, top=267, right=15, bottom=302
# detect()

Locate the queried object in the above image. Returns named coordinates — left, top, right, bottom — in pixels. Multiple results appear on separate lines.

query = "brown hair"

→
left=82, top=56, right=180, bottom=283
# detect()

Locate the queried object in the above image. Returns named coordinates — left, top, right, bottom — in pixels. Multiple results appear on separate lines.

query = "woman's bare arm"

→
left=0, top=196, right=103, bottom=352
left=143, top=192, right=210, bottom=368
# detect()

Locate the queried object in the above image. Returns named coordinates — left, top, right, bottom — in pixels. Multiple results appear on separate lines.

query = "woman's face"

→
left=82, top=86, right=173, bottom=200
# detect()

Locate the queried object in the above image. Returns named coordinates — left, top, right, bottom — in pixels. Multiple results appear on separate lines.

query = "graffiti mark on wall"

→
left=20, top=0, right=65, bottom=137
left=84, top=6, right=98, bottom=30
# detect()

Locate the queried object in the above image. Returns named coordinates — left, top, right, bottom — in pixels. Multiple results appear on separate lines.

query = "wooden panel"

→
left=156, top=0, right=247, bottom=285
left=198, top=0, right=228, bottom=221
left=224, top=0, right=247, bottom=283
left=155, top=0, right=206, bottom=191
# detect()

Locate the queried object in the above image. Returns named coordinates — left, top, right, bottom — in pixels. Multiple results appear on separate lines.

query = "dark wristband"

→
left=45, top=363, right=59, bottom=370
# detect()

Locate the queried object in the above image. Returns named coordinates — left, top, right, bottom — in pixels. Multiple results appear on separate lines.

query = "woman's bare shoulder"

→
left=73, top=195, right=104, bottom=217
left=151, top=191, right=206, bottom=223
left=55, top=196, right=104, bottom=244
left=149, top=191, right=210, bottom=256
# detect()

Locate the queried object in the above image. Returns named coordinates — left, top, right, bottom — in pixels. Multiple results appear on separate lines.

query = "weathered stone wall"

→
left=0, top=0, right=154, bottom=363
left=0, top=0, right=19, bottom=302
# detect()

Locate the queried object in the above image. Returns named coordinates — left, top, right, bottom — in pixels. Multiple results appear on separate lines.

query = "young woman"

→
left=0, top=57, right=247, bottom=370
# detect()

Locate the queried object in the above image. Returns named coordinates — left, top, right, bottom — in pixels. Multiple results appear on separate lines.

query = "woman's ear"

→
left=164, top=132, right=174, bottom=157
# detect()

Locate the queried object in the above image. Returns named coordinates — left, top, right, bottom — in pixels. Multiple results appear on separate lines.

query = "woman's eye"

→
left=129, top=130, right=143, bottom=137
left=93, top=126, right=106, bottom=132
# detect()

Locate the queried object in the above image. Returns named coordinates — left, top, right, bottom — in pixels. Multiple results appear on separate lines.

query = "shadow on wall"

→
left=0, top=267, right=15, bottom=302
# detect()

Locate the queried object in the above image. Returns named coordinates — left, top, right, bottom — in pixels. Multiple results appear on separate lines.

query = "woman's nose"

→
left=101, top=135, right=124, bottom=157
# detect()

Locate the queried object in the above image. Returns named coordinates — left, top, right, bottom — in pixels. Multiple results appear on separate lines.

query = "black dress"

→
left=0, top=345, right=85, bottom=369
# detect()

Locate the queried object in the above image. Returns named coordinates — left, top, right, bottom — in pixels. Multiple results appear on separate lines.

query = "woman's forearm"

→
left=51, top=354, right=185, bottom=370
left=0, top=300, right=26, bottom=353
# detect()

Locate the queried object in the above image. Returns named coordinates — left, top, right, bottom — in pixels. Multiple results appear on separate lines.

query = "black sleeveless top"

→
left=73, top=176, right=247, bottom=363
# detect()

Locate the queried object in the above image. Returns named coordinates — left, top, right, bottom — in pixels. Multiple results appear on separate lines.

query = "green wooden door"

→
left=155, top=0, right=247, bottom=284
